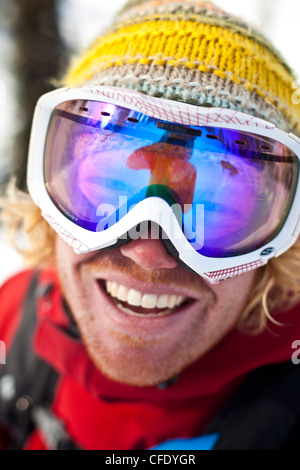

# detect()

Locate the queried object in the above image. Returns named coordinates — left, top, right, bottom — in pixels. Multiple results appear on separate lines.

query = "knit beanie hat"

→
left=65, top=0, right=300, bottom=135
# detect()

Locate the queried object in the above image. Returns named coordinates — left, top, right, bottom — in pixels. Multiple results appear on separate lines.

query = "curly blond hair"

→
left=1, top=178, right=300, bottom=334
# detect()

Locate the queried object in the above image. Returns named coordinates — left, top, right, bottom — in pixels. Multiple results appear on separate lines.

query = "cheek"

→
left=197, top=270, right=259, bottom=347
left=55, top=238, right=73, bottom=286
left=212, top=269, right=258, bottom=315
left=55, top=235, right=92, bottom=270
left=54, top=236, right=87, bottom=302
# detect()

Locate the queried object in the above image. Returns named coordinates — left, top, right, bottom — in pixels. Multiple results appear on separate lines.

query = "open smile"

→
left=94, top=277, right=201, bottom=326
left=99, top=279, right=195, bottom=318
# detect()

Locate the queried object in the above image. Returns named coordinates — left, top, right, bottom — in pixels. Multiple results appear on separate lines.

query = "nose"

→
left=120, top=236, right=178, bottom=270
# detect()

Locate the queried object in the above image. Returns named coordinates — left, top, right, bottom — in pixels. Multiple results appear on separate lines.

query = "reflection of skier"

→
left=126, top=132, right=197, bottom=212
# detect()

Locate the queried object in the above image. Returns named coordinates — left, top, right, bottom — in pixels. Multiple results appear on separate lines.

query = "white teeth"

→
left=176, top=295, right=184, bottom=306
left=111, top=282, right=119, bottom=297
left=156, top=295, right=169, bottom=309
left=116, top=285, right=128, bottom=302
left=105, top=281, right=187, bottom=310
left=106, top=281, right=112, bottom=294
left=167, top=295, right=177, bottom=309
left=141, top=294, right=157, bottom=309
left=127, top=289, right=142, bottom=306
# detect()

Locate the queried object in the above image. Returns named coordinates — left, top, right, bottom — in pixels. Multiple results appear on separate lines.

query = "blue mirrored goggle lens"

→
left=44, top=99, right=299, bottom=258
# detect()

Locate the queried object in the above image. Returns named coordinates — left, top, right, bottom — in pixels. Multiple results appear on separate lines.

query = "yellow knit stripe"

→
left=113, top=12, right=285, bottom=67
left=66, top=20, right=300, bottom=123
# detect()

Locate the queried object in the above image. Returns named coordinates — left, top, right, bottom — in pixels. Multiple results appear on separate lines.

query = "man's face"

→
left=55, top=233, right=258, bottom=387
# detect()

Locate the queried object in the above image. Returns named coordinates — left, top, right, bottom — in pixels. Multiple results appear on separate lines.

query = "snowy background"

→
left=1, top=0, right=300, bottom=285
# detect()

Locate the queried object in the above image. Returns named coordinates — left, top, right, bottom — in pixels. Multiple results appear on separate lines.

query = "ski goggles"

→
left=27, top=86, right=300, bottom=284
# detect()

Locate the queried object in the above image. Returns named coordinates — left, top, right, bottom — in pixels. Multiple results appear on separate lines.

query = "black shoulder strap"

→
left=0, top=271, right=79, bottom=450
left=205, top=361, right=300, bottom=450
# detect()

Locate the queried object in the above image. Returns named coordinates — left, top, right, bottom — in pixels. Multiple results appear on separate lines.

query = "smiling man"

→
left=1, top=0, right=300, bottom=451
left=55, top=233, right=256, bottom=387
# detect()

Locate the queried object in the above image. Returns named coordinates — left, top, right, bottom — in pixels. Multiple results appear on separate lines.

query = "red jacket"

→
left=0, top=269, right=299, bottom=450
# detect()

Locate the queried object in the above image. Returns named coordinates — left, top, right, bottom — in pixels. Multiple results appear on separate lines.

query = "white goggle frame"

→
left=27, top=86, right=300, bottom=284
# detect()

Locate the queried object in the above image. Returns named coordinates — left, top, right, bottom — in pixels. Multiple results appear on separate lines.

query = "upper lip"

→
left=79, top=247, right=216, bottom=302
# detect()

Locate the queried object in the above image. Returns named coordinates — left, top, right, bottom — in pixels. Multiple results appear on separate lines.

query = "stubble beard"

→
left=55, top=244, right=253, bottom=388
